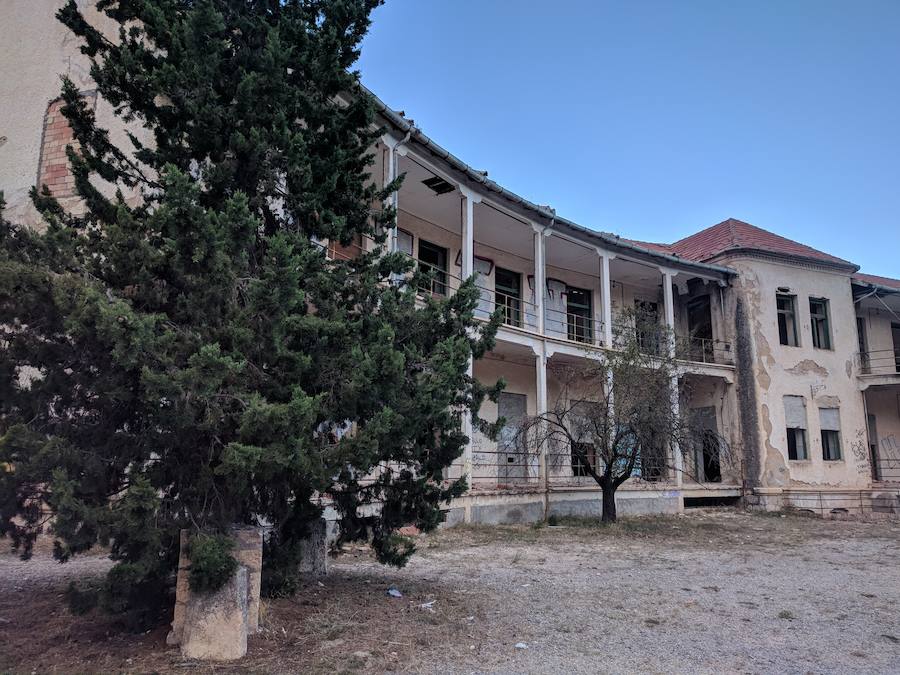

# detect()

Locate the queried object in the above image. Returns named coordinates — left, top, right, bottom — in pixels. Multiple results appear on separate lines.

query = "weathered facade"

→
left=2, top=1, right=898, bottom=522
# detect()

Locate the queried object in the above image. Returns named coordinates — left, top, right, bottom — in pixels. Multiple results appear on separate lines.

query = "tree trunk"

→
left=600, top=484, right=617, bottom=522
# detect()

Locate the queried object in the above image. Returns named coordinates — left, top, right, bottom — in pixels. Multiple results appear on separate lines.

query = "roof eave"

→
left=366, top=87, right=735, bottom=280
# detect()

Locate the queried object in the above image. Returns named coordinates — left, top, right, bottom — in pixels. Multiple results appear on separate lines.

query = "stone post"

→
left=167, top=526, right=264, bottom=660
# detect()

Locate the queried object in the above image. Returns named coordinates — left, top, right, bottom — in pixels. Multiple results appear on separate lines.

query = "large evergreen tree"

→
left=0, top=0, right=498, bottom=624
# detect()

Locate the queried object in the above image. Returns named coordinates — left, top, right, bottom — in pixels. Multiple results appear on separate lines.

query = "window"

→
left=417, top=239, right=448, bottom=296
left=809, top=298, right=831, bottom=350
left=566, top=286, right=593, bottom=343
left=568, top=400, right=601, bottom=477
left=783, top=395, right=808, bottom=460
left=495, top=267, right=522, bottom=328
left=776, top=294, right=798, bottom=346
left=571, top=442, right=596, bottom=477
left=819, top=408, right=842, bottom=461
left=396, top=228, right=414, bottom=256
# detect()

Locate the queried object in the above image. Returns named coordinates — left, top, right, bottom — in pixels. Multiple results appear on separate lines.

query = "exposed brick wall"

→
left=37, top=97, right=87, bottom=197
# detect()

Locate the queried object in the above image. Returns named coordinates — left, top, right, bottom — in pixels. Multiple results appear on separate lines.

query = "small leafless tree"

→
left=513, top=310, right=732, bottom=522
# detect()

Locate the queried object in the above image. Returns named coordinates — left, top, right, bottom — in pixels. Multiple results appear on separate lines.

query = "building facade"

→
left=2, top=1, right=899, bottom=523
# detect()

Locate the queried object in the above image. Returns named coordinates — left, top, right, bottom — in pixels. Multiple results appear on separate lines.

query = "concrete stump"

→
left=180, top=567, right=249, bottom=662
left=167, top=526, right=264, bottom=660
left=232, top=526, right=263, bottom=633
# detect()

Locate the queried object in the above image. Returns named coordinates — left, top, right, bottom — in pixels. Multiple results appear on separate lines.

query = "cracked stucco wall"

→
left=720, top=255, right=871, bottom=489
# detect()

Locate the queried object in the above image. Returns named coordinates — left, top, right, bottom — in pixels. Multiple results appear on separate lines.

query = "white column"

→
left=459, top=186, right=480, bottom=279
left=535, top=345, right=549, bottom=515
left=659, top=267, right=683, bottom=496
left=532, top=224, right=547, bottom=335
left=599, top=250, right=615, bottom=347
left=381, top=135, right=403, bottom=254
left=459, top=186, right=480, bottom=489
left=660, top=267, right=676, bottom=355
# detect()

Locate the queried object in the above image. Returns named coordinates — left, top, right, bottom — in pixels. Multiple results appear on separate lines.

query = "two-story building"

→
left=2, top=1, right=898, bottom=523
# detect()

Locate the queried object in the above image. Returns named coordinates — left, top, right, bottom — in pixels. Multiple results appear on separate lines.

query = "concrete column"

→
left=459, top=185, right=480, bottom=279
left=599, top=250, right=615, bottom=348
left=381, top=134, right=408, bottom=254
left=659, top=267, right=683, bottom=497
left=535, top=346, right=549, bottom=515
left=660, top=267, right=676, bottom=356
left=459, top=186, right=480, bottom=488
left=532, top=224, right=547, bottom=335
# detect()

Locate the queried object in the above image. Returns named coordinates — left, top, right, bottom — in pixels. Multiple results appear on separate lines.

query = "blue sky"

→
left=357, top=0, right=900, bottom=277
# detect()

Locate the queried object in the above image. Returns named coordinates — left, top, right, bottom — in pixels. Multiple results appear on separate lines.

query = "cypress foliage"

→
left=0, top=0, right=499, bottom=624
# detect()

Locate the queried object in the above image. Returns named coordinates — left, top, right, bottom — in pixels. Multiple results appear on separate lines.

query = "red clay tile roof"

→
left=620, top=238, right=674, bottom=255
left=641, top=218, right=858, bottom=270
left=853, top=272, right=900, bottom=291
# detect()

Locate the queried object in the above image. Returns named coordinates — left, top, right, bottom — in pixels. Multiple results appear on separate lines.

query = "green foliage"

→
left=0, top=0, right=499, bottom=620
left=189, top=534, right=238, bottom=594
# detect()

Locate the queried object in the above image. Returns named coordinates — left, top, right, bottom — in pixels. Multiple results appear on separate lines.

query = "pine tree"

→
left=0, top=0, right=499, bottom=625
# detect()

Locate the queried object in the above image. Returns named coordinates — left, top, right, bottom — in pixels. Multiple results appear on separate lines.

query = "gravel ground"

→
left=2, top=509, right=900, bottom=674
left=339, top=510, right=900, bottom=674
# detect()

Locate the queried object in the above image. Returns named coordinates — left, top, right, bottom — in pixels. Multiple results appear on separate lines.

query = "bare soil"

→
left=2, top=509, right=899, bottom=674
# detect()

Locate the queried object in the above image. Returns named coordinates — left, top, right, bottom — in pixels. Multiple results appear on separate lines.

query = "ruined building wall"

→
left=721, top=255, right=871, bottom=489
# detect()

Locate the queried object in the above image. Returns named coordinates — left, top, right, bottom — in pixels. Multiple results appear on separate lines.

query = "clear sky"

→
left=357, top=0, right=900, bottom=277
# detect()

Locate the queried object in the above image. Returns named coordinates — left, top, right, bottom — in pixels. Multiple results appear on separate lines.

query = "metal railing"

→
left=610, top=322, right=733, bottom=365
left=676, top=336, right=735, bottom=365
left=857, top=349, right=900, bottom=375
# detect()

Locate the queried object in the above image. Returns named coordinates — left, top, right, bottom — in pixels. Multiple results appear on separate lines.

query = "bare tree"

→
left=514, top=310, right=732, bottom=522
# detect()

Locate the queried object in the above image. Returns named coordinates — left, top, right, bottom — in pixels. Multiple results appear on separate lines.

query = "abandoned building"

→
left=2, top=2, right=899, bottom=524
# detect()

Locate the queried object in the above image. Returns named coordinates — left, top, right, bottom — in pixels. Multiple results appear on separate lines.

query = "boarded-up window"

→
left=784, top=396, right=807, bottom=429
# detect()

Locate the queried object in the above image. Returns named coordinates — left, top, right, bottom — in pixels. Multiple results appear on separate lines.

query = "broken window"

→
left=819, top=408, right=842, bottom=461
left=568, top=400, right=602, bottom=477
left=784, top=395, right=808, bottom=460
left=495, top=267, right=522, bottom=328
left=417, top=239, right=448, bottom=296
left=809, top=298, right=832, bottom=350
left=571, top=442, right=596, bottom=477
left=566, top=286, right=593, bottom=343
left=776, top=294, right=798, bottom=346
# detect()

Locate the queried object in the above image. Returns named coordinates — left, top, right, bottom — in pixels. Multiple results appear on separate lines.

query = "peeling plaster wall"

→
left=0, top=1, right=146, bottom=228
left=721, top=255, right=870, bottom=488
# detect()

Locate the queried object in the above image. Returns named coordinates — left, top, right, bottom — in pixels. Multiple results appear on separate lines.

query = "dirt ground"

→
left=2, top=509, right=900, bottom=674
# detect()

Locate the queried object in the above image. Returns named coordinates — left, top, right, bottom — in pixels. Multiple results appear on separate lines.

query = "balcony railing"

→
left=676, top=336, right=734, bottom=366
left=394, top=252, right=736, bottom=364
left=857, top=349, right=900, bottom=375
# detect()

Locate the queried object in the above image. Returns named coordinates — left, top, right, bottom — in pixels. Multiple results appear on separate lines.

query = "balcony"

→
left=858, top=349, right=900, bottom=376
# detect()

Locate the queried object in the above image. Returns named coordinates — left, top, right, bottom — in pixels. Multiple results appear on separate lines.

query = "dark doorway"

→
left=693, top=406, right=721, bottom=482
left=868, top=413, right=880, bottom=482
left=687, top=296, right=714, bottom=362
